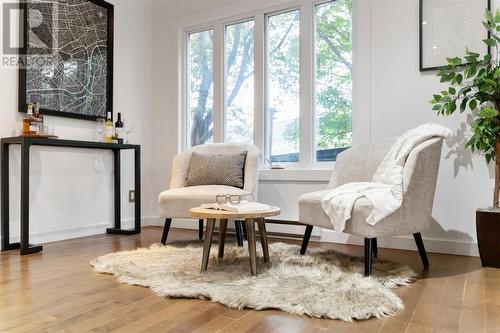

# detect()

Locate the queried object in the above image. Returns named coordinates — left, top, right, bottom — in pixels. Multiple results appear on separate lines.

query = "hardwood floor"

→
left=0, top=227, right=498, bottom=333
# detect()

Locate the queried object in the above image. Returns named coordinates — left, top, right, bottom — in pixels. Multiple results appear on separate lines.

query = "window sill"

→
left=258, top=168, right=332, bottom=182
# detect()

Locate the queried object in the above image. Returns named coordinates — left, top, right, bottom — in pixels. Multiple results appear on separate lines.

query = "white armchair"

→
left=158, top=143, right=260, bottom=244
left=299, top=137, right=444, bottom=276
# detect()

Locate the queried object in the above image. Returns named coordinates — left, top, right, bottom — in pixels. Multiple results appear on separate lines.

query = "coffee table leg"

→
left=245, top=218, right=257, bottom=276
left=201, top=218, right=216, bottom=272
left=257, top=218, right=270, bottom=263
left=218, top=219, right=228, bottom=260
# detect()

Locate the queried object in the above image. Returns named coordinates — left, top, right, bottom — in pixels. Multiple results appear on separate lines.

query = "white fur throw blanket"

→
left=321, top=123, right=452, bottom=232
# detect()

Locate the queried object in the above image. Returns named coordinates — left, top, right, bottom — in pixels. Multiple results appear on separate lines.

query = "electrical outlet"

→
left=129, top=190, right=135, bottom=203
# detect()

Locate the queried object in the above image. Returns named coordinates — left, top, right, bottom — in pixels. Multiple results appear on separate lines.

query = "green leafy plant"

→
left=432, top=9, right=500, bottom=207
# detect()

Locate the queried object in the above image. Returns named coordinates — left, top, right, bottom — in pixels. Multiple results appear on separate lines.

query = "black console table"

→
left=1, top=136, right=141, bottom=255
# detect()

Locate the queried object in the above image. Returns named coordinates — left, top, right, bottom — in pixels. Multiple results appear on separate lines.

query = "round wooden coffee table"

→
left=190, top=207, right=280, bottom=276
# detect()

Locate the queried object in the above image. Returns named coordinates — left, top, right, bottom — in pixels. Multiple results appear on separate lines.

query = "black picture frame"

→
left=419, top=0, right=491, bottom=72
left=18, top=0, right=114, bottom=121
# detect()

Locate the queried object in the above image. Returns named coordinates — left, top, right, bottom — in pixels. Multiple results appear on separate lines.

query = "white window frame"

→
left=178, top=0, right=370, bottom=171
left=265, top=6, right=302, bottom=168
left=311, top=0, right=353, bottom=165
left=184, top=27, right=216, bottom=148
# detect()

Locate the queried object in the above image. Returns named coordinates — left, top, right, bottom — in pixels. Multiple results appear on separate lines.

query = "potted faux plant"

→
left=431, top=9, right=500, bottom=268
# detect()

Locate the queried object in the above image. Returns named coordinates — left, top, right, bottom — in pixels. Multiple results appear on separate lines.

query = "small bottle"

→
left=115, top=112, right=124, bottom=140
left=22, top=104, right=36, bottom=135
left=33, top=102, right=44, bottom=135
left=104, top=111, right=114, bottom=143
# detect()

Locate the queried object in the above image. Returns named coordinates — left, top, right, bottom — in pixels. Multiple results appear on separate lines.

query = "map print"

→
left=26, top=0, right=109, bottom=118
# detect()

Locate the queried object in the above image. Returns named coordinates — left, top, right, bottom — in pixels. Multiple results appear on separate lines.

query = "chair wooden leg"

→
left=235, top=221, right=244, bottom=247
left=257, top=218, right=270, bottom=263
left=245, top=218, right=257, bottom=276
left=242, top=222, right=248, bottom=241
left=364, top=238, right=375, bottom=276
left=161, top=218, right=172, bottom=245
left=413, top=233, right=430, bottom=268
left=300, top=225, right=313, bottom=255
left=201, top=219, right=216, bottom=272
left=373, top=238, right=378, bottom=257
left=218, top=219, right=228, bottom=260
left=198, top=219, right=204, bottom=240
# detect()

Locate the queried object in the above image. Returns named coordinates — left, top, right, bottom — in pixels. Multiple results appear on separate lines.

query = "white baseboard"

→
left=148, top=217, right=479, bottom=257
left=149, top=218, right=242, bottom=232
left=142, top=217, right=162, bottom=226
left=149, top=218, right=195, bottom=229
left=1, top=223, right=112, bottom=245
left=319, top=229, right=479, bottom=257
left=1, top=217, right=158, bottom=245
left=16, top=217, right=474, bottom=257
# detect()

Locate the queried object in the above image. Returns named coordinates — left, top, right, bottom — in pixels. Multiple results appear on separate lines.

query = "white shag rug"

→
left=91, top=241, right=416, bottom=321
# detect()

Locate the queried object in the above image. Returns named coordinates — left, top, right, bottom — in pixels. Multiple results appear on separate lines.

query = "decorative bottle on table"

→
left=104, top=111, right=114, bottom=143
left=115, top=112, right=124, bottom=143
left=22, top=104, right=37, bottom=135
left=33, top=102, right=44, bottom=135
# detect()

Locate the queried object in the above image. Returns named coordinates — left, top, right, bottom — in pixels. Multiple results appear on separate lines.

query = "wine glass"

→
left=124, top=120, right=133, bottom=144
left=95, top=118, right=105, bottom=142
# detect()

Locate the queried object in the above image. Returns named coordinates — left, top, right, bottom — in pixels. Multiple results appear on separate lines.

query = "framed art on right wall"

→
left=420, top=0, right=490, bottom=71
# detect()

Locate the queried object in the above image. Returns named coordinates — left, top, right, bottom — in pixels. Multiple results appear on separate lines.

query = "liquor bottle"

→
left=115, top=113, right=124, bottom=140
left=22, top=104, right=37, bottom=135
left=104, top=111, right=114, bottom=143
left=33, top=102, right=44, bottom=134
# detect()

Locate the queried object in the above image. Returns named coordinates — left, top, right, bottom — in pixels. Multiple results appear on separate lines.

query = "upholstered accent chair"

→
left=158, top=143, right=260, bottom=245
left=299, top=137, right=444, bottom=276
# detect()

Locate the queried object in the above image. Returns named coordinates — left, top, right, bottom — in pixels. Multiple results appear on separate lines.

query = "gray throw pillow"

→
left=186, top=151, right=247, bottom=188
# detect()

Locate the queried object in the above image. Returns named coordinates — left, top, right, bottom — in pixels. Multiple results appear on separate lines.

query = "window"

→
left=266, top=10, right=300, bottom=163
left=225, top=20, right=255, bottom=144
left=188, top=29, right=214, bottom=147
left=314, top=0, right=352, bottom=162
left=183, top=0, right=353, bottom=167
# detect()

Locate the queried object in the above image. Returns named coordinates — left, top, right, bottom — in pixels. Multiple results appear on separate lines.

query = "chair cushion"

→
left=186, top=152, right=247, bottom=188
left=158, top=185, right=252, bottom=218
left=298, top=190, right=405, bottom=237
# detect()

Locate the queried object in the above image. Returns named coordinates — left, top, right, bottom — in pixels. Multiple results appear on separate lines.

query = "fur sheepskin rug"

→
left=91, top=241, right=416, bottom=321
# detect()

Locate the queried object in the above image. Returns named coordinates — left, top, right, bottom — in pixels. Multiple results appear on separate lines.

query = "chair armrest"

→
left=402, top=138, right=442, bottom=191
left=243, top=148, right=261, bottom=200
left=169, top=150, right=192, bottom=189
left=402, top=137, right=443, bottom=200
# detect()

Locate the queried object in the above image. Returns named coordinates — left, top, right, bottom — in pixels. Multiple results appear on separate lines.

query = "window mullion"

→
left=213, top=24, right=224, bottom=143
left=299, top=1, right=314, bottom=168
left=254, top=13, right=265, bottom=158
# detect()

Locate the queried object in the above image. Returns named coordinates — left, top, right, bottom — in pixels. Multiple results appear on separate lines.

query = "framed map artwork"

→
left=19, top=0, right=114, bottom=120
left=419, top=0, right=490, bottom=71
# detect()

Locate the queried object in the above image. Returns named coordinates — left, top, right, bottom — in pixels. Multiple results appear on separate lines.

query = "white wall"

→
left=365, top=0, right=493, bottom=256
left=150, top=0, right=496, bottom=256
left=0, top=0, right=492, bottom=256
left=0, top=0, right=154, bottom=244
